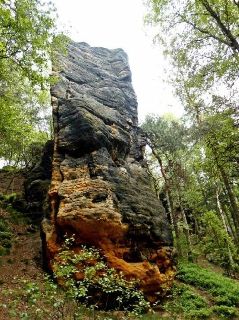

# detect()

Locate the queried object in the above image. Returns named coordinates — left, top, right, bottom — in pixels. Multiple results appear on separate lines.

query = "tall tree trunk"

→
left=149, top=143, right=182, bottom=257
left=178, top=191, right=193, bottom=261
left=221, top=199, right=237, bottom=242
left=216, top=189, right=235, bottom=269
left=218, top=164, right=239, bottom=242
left=207, top=140, right=239, bottom=243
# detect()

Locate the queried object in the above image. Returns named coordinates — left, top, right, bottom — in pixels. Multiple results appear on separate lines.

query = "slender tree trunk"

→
left=221, top=200, right=237, bottom=242
left=194, top=216, right=200, bottom=242
left=178, top=191, right=193, bottom=261
left=149, top=143, right=182, bottom=257
left=207, top=139, right=239, bottom=243
left=218, top=164, right=239, bottom=242
left=145, top=160, right=160, bottom=199
left=216, top=189, right=235, bottom=269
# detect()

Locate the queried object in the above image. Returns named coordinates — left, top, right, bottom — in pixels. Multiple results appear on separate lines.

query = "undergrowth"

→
left=167, top=262, right=239, bottom=319
left=0, top=235, right=150, bottom=319
left=177, top=262, right=239, bottom=307
left=2, top=199, right=239, bottom=320
left=52, top=235, right=150, bottom=314
left=163, top=282, right=211, bottom=319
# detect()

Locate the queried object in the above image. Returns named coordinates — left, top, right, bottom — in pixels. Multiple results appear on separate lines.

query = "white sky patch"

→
left=53, top=0, right=184, bottom=122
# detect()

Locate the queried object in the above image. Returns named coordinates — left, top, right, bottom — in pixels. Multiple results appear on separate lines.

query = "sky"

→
left=53, top=0, right=184, bottom=122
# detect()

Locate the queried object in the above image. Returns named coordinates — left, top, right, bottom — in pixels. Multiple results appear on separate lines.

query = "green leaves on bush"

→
left=1, top=236, right=150, bottom=319
left=52, top=236, right=150, bottom=314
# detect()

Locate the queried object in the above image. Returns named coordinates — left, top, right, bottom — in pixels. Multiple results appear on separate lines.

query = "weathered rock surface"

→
left=0, top=141, right=53, bottom=221
left=0, top=170, right=25, bottom=195
left=24, top=140, right=54, bottom=220
left=42, top=42, right=175, bottom=301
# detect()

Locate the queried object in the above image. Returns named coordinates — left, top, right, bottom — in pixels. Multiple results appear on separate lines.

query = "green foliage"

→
left=145, top=2, right=239, bottom=262
left=142, top=113, right=187, bottom=159
left=0, top=193, right=30, bottom=225
left=0, top=0, right=67, bottom=166
left=0, top=237, right=150, bottom=319
left=212, top=305, right=238, bottom=318
left=163, top=283, right=211, bottom=319
left=142, top=110, right=239, bottom=269
left=157, top=263, right=239, bottom=319
left=200, top=211, right=237, bottom=268
left=52, top=235, right=150, bottom=314
left=1, top=123, right=49, bottom=168
left=145, top=0, right=239, bottom=110
left=177, top=263, right=239, bottom=307
left=142, top=114, right=193, bottom=261
left=0, top=0, right=56, bottom=86
left=1, top=276, right=87, bottom=319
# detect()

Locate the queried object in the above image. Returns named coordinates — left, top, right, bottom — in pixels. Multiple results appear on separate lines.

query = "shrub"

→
left=1, top=236, right=150, bottom=319
left=52, top=235, right=150, bottom=314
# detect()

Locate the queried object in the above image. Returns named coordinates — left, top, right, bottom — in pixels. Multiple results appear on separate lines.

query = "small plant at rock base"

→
left=1, top=236, right=150, bottom=319
left=52, top=235, right=150, bottom=315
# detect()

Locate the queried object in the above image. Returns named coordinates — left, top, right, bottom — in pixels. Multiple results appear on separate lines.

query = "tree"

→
left=142, top=111, right=239, bottom=269
left=0, top=0, right=56, bottom=86
left=198, top=110, right=239, bottom=243
left=0, top=0, right=66, bottom=165
left=142, top=114, right=193, bottom=260
left=145, top=0, right=239, bottom=112
left=145, top=0, right=239, bottom=270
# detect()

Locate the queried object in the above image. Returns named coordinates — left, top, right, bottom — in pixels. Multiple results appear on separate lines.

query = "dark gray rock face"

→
left=24, top=140, right=54, bottom=221
left=43, top=42, right=175, bottom=301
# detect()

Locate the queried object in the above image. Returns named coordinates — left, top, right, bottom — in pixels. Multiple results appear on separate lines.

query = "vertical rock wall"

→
left=42, top=42, right=175, bottom=301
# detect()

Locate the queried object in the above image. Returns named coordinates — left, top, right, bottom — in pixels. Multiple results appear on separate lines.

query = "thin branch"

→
left=180, top=14, right=232, bottom=47
left=201, top=0, right=239, bottom=52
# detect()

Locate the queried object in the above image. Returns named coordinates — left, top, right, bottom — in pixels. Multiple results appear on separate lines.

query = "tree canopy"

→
left=143, top=0, right=239, bottom=269
left=145, top=0, right=239, bottom=114
left=0, top=0, right=66, bottom=166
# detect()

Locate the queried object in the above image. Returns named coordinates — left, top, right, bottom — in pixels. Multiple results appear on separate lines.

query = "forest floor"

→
left=0, top=207, right=45, bottom=320
left=1, top=205, right=239, bottom=320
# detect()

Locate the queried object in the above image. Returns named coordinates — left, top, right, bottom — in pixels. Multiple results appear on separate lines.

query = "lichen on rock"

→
left=42, top=41, right=175, bottom=303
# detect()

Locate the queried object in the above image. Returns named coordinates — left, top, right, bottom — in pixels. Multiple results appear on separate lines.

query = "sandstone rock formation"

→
left=42, top=42, right=175, bottom=302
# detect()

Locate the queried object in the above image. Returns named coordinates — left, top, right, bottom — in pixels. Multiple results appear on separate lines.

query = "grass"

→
left=162, top=262, right=239, bottom=319
left=177, top=262, right=239, bottom=307
left=162, top=282, right=212, bottom=319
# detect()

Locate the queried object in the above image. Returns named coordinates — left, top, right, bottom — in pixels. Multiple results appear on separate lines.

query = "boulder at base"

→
left=42, top=42, right=175, bottom=302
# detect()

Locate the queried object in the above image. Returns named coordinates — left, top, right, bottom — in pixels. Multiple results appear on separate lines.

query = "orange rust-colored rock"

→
left=42, top=41, right=175, bottom=301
